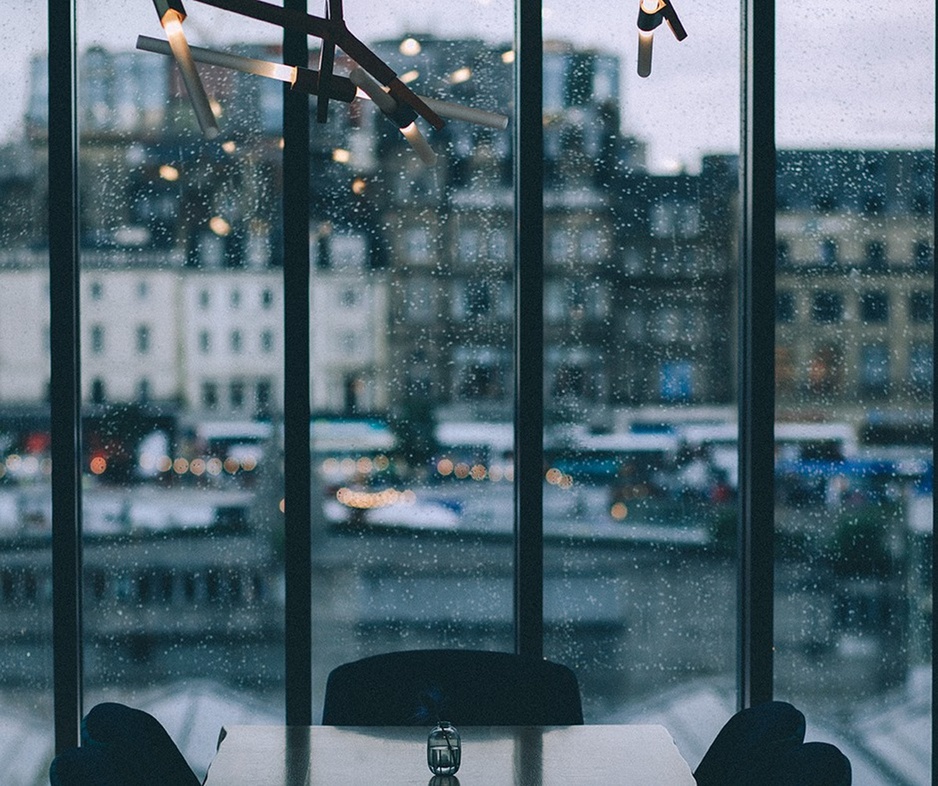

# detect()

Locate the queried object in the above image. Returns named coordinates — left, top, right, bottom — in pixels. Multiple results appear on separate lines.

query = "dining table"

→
left=202, top=723, right=697, bottom=785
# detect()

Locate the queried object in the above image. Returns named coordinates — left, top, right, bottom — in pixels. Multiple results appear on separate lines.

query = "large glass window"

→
left=541, top=0, right=739, bottom=742
left=0, top=2, right=54, bottom=781
left=76, top=2, right=287, bottom=777
left=776, top=3, right=934, bottom=783
left=0, top=2, right=933, bottom=784
left=308, top=7, right=516, bottom=714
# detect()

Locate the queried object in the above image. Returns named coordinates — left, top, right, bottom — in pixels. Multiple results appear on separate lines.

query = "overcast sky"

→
left=2, top=0, right=934, bottom=172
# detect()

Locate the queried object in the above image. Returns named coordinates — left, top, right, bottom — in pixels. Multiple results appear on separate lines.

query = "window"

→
left=89, top=324, right=104, bottom=353
left=135, top=324, right=151, bottom=354
left=5, top=3, right=932, bottom=783
left=819, top=238, right=838, bottom=266
left=909, top=342, right=933, bottom=392
left=776, top=290, right=796, bottom=323
left=229, top=381, right=244, bottom=409
left=859, top=344, right=891, bottom=395
left=811, top=291, right=843, bottom=323
left=776, top=239, right=790, bottom=266
left=909, top=290, right=933, bottom=323
left=859, top=291, right=889, bottom=323
left=865, top=240, right=887, bottom=269
left=201, top=382, right=218, bottom=409
left=914, top=239, right=933, bottom=270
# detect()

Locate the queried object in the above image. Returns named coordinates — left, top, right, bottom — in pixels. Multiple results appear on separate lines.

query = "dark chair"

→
left=694, top=701, right=851, bottom=786
left=49, top=702, right=201, bottom=786
left=321, top=649, right=584, bottom=726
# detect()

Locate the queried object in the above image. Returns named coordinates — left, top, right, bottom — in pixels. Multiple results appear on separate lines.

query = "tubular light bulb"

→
left=638, top=30, right=654, bottom=78
left=138, top=36, right=297, bottom=85
left=161, top=13, right=220, bottom=139
left=401, top=122, right=437, bottom=165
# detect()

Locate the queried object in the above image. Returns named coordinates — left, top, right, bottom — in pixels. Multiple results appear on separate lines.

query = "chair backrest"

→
left=321, top=649, right=584, bottom=726
left=49, top=703, right=201, bottom=786
left=694, top=701, right=851, bottom=786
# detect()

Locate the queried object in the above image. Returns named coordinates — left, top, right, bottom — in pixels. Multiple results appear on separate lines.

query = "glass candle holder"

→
left=427, top=721, right=461, bottom=776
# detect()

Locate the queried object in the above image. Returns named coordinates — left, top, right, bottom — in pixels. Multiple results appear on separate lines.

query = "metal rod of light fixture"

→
left=136, top=35, right=509, bottom=130
left=186, top=0, right=445, bottom=129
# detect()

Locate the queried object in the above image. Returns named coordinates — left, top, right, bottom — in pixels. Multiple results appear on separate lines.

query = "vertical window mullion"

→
left=283, top=0, right=312, bottom=726
left=738, top=0, right=776, bottom=708
left=49, top=0, right=83, bottom=753
left=513, top=0, right=544, bottom=659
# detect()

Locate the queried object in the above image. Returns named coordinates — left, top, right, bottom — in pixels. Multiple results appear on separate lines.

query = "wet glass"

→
left=77, top=1, right=286, bottom=777
left=775, top=4, right=934, bottom=784
left=305, top=2, right=515, bottom=717
left=0, top=3, right=54, bottom=783
left=541, top=0, right=739, bottom=753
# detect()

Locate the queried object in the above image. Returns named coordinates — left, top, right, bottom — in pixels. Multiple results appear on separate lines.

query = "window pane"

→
left=777, top=3, right=934, bottom=783
left=77, top=3, right=285, bottom=778
left=0, top=4, right=54, bottom=783
left=541, top=0, right=739, bottom=762
left=308, top=7, right=515, bottom=717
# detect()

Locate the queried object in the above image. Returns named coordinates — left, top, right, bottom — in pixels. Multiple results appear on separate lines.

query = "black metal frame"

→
left=738, top=0, right=775, bottom=709
left=44, top=0, right=933, bottom=750
left=513, top=0, right=545, bottom=661
left=48, top=0, right=84, bottom=753
left=282, top=0, right=314, bottom=727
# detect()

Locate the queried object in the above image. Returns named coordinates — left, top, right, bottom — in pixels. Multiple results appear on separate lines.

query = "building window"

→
left=89, top=280, right=103, bottom=300
left=914, top=239, right=933, bottom=270
left=659, top=360, right=695, bottom=402
left=230, top=288, right=242, bottom=308
left=256, top=380, right=272, bottom=412
left=776, top=290, right=796, bottom=323
left=261, top=288, right=274, bottom=309
left=260, top=329, right=274, bottom=353
left=201, top=382, right=218, bottom=408
left=199, top=330, right=211, bottom=353
left=859, top=291, right=888, bottom=323
left=909, top=342, right=933, bottom=392
left=819, top=238, right=838, bottom=266
left=909, top=290, right=933, bottom=323
left=229, top=381, right=245, bottom=409
left=90, top=378, right=106, bottom=404
left=230, top=329, right=243, bottom=353
left=807, top=344, right=844, bottom=394
left=135, top=324, right=151, bottom=354
left=865, top=240, right=886, bottom=269
left=90, top=324, right=105, bottom=354
left=811, top=291, right=843, bottom=323
left=859, top=344, right=890, bottom=395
